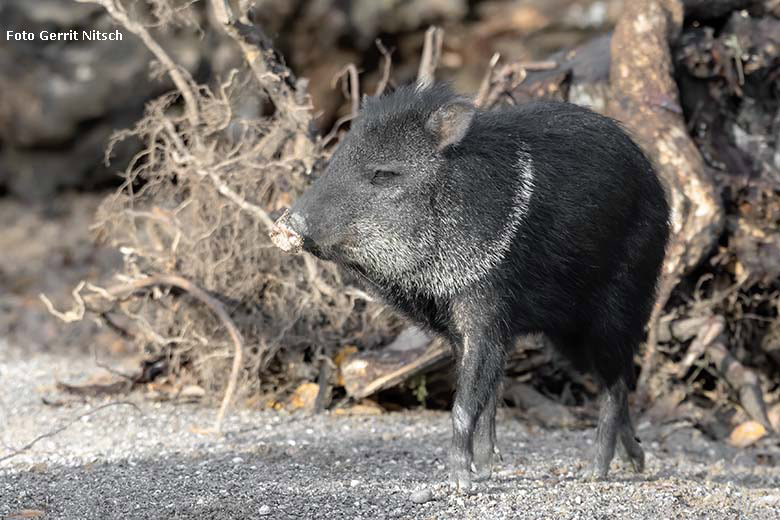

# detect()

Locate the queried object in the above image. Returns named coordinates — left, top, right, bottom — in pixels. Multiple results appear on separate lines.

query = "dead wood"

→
left=476, top=59, right=558, bottom=108
left=341, top=331, right=555, bottom=401
left=42, top=274, right=243, bottom=433
left=476, top=1, right=780, bottom=425
left=608, top=0, right=724, bottom=393
left=56, top=380, right=131, bottom=397
left=75, top=0, right=200, bottom=127
left=40, top=0, right=402, bottom=417
left=210, top=0, right=316, bottom=146
left=475, top=53, right=502, bottom=108
left=374, top=39, right=394, bottom=97
left=708, top=341, right=773, bottom=430
left=676, top=315, right=726, bottom=377
left=322, top=64, right=361, bottom=147
left=503, top=381, right=582, bottom=429
left=417, top=26, right=444, bottom=89
left=609, top=0, right=723, bottom=280
left=341, top=328, right=447, bottom=399
left=481, top=1, right=726, bottom=391
left=656, top=315, right=712, bottom=344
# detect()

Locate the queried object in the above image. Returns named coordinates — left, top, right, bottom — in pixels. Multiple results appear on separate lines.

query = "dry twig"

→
left=75, top=0, right=200, bottom=127
left=417, top=26, right=444, bottom=89
left=322, top=64, right=361, bottom=147
left=475, top=53, right=501, bottom=108
left=332, top=64, right=360, bottom=118
left=42, top=275, right=244, bottom=433
left=638, top=270, right=677, bottom=391
left=210, top=0, right=314, bottom=134
left=478, top=60, right=557, bottom=108
left=708, top=341, right=773, bottom=431
left=0, top=402, right=142, bottom=464
left=42, top=0, right=398, bottom=419
left=374, top=39, right=394, bottom=97
left=676, top=315, right=725, bottom=377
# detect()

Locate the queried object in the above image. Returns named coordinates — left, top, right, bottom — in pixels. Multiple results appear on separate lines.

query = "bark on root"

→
left=608, top=0, right=724, bottom=389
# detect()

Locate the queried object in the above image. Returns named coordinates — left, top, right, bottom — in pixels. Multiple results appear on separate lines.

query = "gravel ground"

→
left=2, top=342, right=780, bottom=520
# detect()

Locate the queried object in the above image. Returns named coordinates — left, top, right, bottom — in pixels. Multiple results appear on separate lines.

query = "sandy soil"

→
left=2, top=342, right=780, bottom=520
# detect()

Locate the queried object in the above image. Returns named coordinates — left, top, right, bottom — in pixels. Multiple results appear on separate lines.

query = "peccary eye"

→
left=370, top=167, right=400, bottom=185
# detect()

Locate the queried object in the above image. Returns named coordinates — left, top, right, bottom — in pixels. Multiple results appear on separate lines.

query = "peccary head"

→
left=271, top=83, right=531, bottom=296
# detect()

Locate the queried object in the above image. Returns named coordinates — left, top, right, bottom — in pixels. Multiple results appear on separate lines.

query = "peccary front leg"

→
left=449, top=330, right=506, bottom=493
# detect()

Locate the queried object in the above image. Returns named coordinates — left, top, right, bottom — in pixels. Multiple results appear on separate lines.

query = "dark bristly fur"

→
left=271, top=83, right=670, bottom=492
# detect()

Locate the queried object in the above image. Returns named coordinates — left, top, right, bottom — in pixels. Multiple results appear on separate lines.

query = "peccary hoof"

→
left=448, top=471, right=477, bottom=495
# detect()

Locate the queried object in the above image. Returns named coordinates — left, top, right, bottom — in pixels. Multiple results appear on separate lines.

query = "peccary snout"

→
left=269, top=209, right=305, bottom=254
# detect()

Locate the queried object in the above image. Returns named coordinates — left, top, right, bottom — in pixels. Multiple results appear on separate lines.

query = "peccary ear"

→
left=425, top=99, right=475, bottom=150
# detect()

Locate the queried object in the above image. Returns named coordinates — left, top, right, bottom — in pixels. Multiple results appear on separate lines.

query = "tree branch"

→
left=41, top=275, right=244, bottom=433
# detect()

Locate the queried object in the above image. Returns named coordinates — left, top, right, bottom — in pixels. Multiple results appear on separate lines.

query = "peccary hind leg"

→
left=617, top=390, right=645, bottom=473
left=589, top=379, right=645, bottom=479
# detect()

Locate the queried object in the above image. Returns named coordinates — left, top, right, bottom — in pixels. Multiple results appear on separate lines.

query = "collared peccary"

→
left=270, top=83, right=670, bottom=492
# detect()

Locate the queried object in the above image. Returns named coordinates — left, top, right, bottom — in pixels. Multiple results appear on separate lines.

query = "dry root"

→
left=44, top=0, right=401, bottom=421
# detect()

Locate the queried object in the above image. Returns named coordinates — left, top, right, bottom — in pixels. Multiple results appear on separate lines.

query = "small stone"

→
left=759, top=495, right=780, bottom=506
left=180, top=384, right=206, bottom=398
left=350, top=479, right=360, bottom=487
left=729, top=421, right=767, bottom=448
left=258, top=505, right=271, bottom=516
left=410, top=488, right=433, bottom=504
